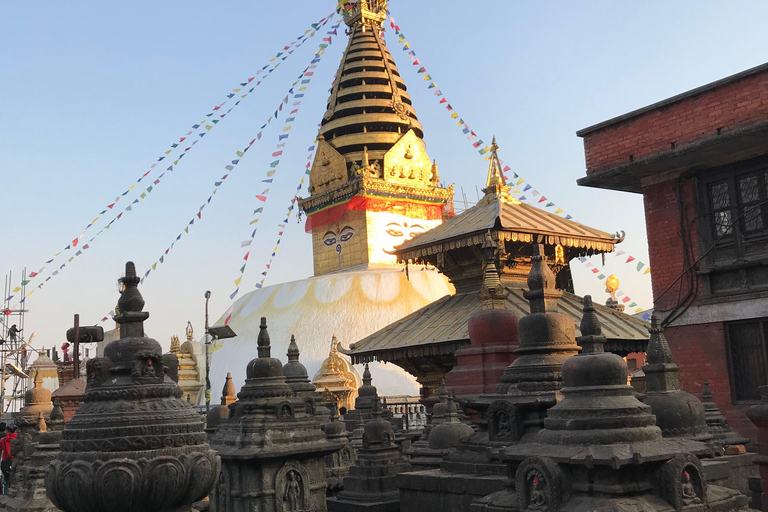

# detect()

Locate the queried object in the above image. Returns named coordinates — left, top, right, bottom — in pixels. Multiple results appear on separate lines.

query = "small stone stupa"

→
left=342, top=363, right=379, bottom=431
left=328, top=398, right=412, bottom=512
left=406, top=378, right=453, bottom=470
left=26, top=349, right=59, bottom=394
left=323, top=402, right=356, bottom=497
left=14, top=373, right=53, bottom=432
left=643, top=316, right=712, bottom=449
left=205, top=372, right=237, bottom=439
left=477, top=296, right=749, bottom=511
left=209, top=317, right=345, bottom=512
left=702, top=381, right=749, bottom=448
left=284, top=334, right=329, bottom=420
left=45, top=262, right=220, bottom=512
left=0, top=414, right=62, bottom=512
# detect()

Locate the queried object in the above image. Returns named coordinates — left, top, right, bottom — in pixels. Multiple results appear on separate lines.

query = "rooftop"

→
left=344, top=283, right=649, bottom=364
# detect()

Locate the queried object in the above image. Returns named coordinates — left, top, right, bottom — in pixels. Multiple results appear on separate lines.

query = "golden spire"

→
left=170, top=335, right=181, bottom=355
left=338, top=0, right=388, bottom=29
left=185, top=321, right=194, bottom=342
left=481, top=137, right=519, bottom=204
left=321, top=1, right=422, bottom=166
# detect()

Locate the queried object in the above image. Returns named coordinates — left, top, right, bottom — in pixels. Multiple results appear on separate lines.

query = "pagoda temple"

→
left=207, top=0, right=456, bottom=398
left=345, top=141, right=650, bottom=398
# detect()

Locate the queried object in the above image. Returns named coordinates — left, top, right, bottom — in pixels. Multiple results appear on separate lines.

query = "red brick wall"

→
left=642, top=178, right=704, bottom=311
left=643, top=178, right=757, bottom=442
left=583, top=71, right=768, bottom=172
left=664, top=323, right=758, bottom=442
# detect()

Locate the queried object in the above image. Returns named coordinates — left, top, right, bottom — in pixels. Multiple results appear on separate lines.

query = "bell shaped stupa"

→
left=207, top=0, right=454, bottom=401
left=312, top=336, right=361, bottom=412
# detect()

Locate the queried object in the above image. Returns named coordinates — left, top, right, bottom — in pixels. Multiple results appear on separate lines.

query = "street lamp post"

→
left=204, top=290, right=211, bottom=416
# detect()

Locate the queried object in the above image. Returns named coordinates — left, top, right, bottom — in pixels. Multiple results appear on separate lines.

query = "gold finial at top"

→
left=605, top=274, right=619, bottom=294
left=170, top=335, right=181, bottom=354
left=338, top=0, right=388, bottom=28
left=482, top=137, right=519, bottom=204
left=185, top=321, right=194, bottom=342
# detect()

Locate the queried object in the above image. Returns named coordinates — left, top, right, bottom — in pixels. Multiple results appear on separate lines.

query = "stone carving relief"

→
left=275, top=462, right=308, bottom=512
left=487, top=401, right=519, bottom=442
left=516, top=457, right=566, bottom=512
left=655, top=453, right=707, bottom=510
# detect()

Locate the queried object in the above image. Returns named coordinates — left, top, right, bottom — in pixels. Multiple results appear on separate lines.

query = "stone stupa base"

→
left=471, top=485, right=751, bottom=512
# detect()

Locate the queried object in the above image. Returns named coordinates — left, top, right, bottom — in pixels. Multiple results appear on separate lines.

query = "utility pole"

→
left=204, top=291, right=211, bottom=416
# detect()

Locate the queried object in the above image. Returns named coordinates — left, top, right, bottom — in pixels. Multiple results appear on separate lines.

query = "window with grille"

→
left=726, top=319, right=768, bottom=402
left=698, top=157, right=768, bottom=297
left=707, top=171, right=768, bottom=240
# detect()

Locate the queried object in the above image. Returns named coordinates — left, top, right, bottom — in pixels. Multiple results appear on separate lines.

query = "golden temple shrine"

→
left=312, top=336, right=361, bottom=411
left=298, top=0, right=453, bottom=276
left=169, top=323, right=204, bottom=404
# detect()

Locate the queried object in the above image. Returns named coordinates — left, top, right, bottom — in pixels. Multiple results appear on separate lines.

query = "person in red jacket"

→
left=0, top=424, right=17, bottom=490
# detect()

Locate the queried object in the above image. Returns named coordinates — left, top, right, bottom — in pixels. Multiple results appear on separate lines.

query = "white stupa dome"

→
left=208, top=265, right=453, bottom=398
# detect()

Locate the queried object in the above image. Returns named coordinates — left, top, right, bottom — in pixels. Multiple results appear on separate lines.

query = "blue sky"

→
left=2, top=1, right=768, bottom=353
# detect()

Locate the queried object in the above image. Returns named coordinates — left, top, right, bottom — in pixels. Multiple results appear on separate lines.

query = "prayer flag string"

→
left=386, top=10, right=650, bottom=315
left=223, top=21, right=340, bottom=315
left=7, top=13, right=335, bottom=307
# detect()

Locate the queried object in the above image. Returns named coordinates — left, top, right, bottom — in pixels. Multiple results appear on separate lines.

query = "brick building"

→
left=577, top=62, right=768, bottom=441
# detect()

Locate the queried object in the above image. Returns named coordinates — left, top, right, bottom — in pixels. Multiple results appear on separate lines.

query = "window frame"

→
left=724, top=318, right=768, bottom=404
left=696, top=156, right=768, bottom=298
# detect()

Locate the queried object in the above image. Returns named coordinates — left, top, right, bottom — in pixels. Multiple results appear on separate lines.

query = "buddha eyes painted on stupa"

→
left=323, top=226, right=355, bottom=247
left=384, top=221, right=425, bottom=239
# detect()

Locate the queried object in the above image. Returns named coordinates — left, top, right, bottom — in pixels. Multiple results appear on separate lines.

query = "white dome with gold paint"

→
left=208, top=266, right=453, bottom=398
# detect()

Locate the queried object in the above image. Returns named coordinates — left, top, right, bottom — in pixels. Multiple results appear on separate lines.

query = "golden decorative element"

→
left=341, top=0, right=388, bottom=29
left=605, top=274, right=620, bottom=294
left=170, top=335, right=181, bottom=355
left=383, top=130, right=435, bottom=187
left=312, top=335, right=360, bottom=411
left=309, top=137, right=349, bottom=195
left=480, top=136, right=520, bottom=206
left=554, top=244, right=565, bottom=264
left=185, top=321, right=194, bottom=342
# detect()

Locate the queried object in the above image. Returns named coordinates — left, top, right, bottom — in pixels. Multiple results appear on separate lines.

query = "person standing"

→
left=0, top=424, right=17, bottom=492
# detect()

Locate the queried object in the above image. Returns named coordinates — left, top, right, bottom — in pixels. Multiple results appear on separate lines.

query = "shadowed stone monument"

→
left=475, top=296, right=749, bottom=511
left=328, top=397, right=412, bottom=512
left=209, top=317, right=344, bottom=512
left=45, top=262, right=220, bottom=512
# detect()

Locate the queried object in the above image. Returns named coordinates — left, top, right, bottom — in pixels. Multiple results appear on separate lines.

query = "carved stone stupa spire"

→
left=643, top=315, right=711, bottom=444
left=46, top=261, right=219, bottom=512
left=210, top=317, right=344, bottom=512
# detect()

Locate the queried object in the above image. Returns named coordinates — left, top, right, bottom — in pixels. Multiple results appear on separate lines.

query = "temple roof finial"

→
left=114, top=261, right=149, bottom=338
left=646, top=314, right=673, bottom=364
left=481, top=137, right=519, bottom=204
left=257, top=317, right=271, bottom=358
left=287, top=334, right=300, bottom=362
left=338, top=0, right=388, bottom=28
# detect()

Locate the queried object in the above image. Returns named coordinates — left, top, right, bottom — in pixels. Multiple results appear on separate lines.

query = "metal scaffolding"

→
left=1, top=270, right=31, bottom=414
